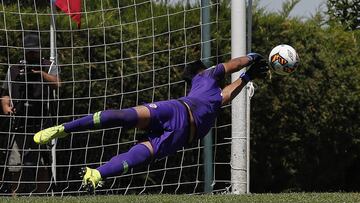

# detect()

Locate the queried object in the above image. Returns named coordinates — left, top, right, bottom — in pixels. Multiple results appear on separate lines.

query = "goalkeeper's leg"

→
left=81, top=142, right=153, bottom=192
left=34, top=106, right=150, bottom=144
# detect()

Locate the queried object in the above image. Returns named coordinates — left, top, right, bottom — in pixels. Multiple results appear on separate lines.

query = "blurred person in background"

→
left=1, top=33, right=61, bottom=195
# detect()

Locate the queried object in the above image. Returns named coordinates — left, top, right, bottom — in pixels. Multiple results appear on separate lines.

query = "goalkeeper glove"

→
left=246, top=53, right=264, bottom=66
left=240, top=58, right=269, bottom=82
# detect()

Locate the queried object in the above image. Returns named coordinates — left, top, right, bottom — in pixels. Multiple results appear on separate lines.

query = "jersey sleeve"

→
left=42, top=59, right=59, bottom=76
left=202, top=63, right=225, bottom=81
left=48, top=64, right=59, bottom=76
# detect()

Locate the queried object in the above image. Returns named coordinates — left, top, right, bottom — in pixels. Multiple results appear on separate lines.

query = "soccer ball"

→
left=268, top=44, right=299, bottom=75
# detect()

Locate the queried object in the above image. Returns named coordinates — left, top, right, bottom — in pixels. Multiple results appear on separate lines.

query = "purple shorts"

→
left=144, top=100, right=190, bottom=159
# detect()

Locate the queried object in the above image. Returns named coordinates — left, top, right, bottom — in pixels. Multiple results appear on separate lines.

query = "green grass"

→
left=1, top=193, right=360, bottom=203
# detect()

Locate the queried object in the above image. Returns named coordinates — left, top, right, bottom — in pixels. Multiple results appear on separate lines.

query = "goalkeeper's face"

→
left=183, top=67, right=205, bottom=84
left=182, top=60, right=207, bottom=84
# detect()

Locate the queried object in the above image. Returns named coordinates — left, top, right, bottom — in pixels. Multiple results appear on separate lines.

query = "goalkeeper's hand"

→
left=246, top=53, right=264, bottom=66
left=240, top=57, right=269, bottom=82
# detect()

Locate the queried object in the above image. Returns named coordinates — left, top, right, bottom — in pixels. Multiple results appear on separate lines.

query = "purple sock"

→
left=63, top=108, right=138, bottom=133
left=97, top=144, right=152, bottom=178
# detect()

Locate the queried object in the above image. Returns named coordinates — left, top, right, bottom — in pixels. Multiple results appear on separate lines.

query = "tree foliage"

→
left=280, top=0, right=301, bottom=18
left=250, top=3, right=360, bottom=192
left=327, top=0, right=360, bottom=30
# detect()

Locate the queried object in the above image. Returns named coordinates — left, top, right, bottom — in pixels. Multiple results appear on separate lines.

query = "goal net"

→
left=0, top=0, right=232, bottom=196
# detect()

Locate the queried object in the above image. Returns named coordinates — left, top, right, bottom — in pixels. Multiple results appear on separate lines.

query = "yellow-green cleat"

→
left=33, top=125, right=68, bottom=144
left=80, top=167, right=103, bottom=194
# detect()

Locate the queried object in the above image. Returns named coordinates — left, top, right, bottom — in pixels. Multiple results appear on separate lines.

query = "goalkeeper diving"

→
left=33, top=53, right=269, bottom=192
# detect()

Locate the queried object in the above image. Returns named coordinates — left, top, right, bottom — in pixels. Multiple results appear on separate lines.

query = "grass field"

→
left=1, top=193, right=360, bottom=203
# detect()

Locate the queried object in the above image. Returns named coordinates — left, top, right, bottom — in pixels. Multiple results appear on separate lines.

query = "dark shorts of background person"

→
left=7, top=119, right=52, bottom=173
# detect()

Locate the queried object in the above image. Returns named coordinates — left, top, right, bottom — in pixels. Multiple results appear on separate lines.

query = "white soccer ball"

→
left=268, top=44, right=299, bottom=75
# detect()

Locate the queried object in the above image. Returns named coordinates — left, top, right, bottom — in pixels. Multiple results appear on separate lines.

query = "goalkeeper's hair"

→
left=182, top=60, right=207, bottom=85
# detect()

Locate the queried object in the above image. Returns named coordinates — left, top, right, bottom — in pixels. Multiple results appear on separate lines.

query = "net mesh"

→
left=0, top=0, right=232, bottom=196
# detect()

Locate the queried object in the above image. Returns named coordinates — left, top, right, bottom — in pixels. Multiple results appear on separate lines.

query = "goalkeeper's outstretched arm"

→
left=222, top=56, right=251, bottom=75
left=221, top=53, right=269, bottom=105
left=221, top=78, right=247, bottom=105
left=222, top=53, right=263, bottom=75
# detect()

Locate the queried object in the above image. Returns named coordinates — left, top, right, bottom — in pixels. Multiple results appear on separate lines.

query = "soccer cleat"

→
left=33, top=125, right=68, bottom=144
left=80, top=167, right=103, bottom=194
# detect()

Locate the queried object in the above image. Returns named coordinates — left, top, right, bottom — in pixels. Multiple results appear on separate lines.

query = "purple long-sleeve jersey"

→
left=179, top=63, right=225, bottom=139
